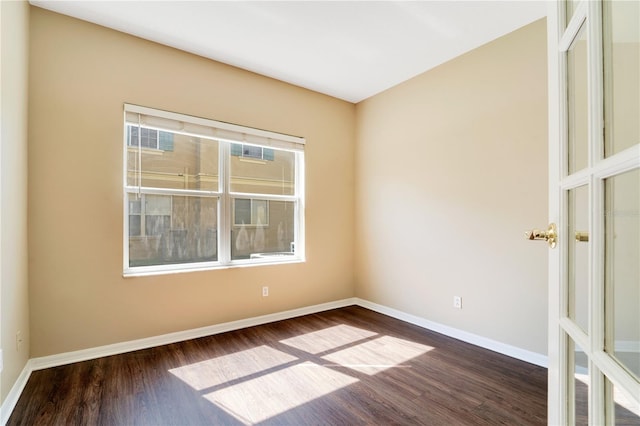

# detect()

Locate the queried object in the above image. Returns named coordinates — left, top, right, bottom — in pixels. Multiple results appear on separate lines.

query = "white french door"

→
left=547, top=0, right=640, bottom=424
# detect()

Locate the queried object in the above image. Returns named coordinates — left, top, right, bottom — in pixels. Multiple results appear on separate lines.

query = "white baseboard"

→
left=354, top=298, right=548, bottom=368
left=1, top=297, right=356, bottom=425
left=1, top=359, right=34, bottom=426
left=1, top=296, right=548, bottom=424
left=30, top=298, right=358, bottom=371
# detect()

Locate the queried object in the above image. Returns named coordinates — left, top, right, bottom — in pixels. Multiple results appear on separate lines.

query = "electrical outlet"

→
left=262, top=286, right=269, bottom=297
left=453, top=296, right=462, bottom=309
left=16, top=331, right=24, bottom=351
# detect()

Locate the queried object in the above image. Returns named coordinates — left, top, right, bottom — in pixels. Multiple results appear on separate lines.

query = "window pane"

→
left=129, top=127, right=158, bottom=149
left=145, top=214, right=170, bottom=237
left=233, top=198, right=268, bottom=226
left=241, top=144, right=263, bottom=159
left=567, top=23, right=589, bottom=174
left=126, top=127, right=219, bottom=191
left=230, top=147, right=295, bottom=195
left=231, top=200, right=295, bottom=260
left=129, top=215, right=141, bottom=237
left=234, top=198, right=252, bottom=226
left=128, top=196, right=142, bottom=236
left=129, top=197, right=141, bottom=215
left=145, top=194, right=171, bottom=215
left=603, top=0, right=640, bottom=157
left=605, top=168, right=640, bottom=380
left=128, top=193, right=218, bottom=267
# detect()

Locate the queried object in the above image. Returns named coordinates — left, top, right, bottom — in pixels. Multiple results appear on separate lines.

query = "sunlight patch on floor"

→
left=321, top=335, right=434, bottom=375
left=168, top=345, right=297, bottom=390
left=168, top=325, right=435, bottom=423
left=203, top=362, right=359, bottom=424
left=279, top=324, right=377, bottom=354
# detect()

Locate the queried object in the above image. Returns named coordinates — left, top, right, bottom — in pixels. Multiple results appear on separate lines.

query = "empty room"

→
left=1, top=0, right=638, bottom=425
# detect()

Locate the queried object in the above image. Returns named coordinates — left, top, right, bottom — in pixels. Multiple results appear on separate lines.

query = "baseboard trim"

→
left=1, top=359, right=34, bottom=426
left=28, top=298, right=545, bottom=370
left=30, top=298, right=358, bottom=371
left=1, top=298, right=356, bottom=425
left=1, top=296, right=548, bottom=424
left=354, top=298, right=548, bottom=368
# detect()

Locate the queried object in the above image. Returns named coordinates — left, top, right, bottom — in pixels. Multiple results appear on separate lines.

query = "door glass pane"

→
left=603, top=0, right=640, bottom=157
left=231, top=200, right=295, bottom=260
left=571, top=338, right=589, bottom=425
left=566, top=0, right=580, bottom=27
left=126, top=127, right=219, bottom=191
left=568, top=185, right=589, bottom=332
left=567, top=23, right=589, bottom=174
left=605, top=168, right=640, bottom=379
left=606, top=377, right=640, bottom=423
left=230, top=145, right=296, bottom=196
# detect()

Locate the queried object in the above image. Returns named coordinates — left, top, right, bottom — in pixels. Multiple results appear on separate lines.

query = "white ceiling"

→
left=30, top=1, right=547, bottom=103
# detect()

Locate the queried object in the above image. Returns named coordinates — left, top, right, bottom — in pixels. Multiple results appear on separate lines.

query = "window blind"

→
left=124, top=104, right=305, bottom=152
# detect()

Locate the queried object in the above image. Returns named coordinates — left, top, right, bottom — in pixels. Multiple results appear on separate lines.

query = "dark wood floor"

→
left=9, top=306, right=547, bottom=425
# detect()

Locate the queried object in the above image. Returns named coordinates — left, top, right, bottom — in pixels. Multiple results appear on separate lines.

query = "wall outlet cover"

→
left=453, top=296, right=462, bottom=309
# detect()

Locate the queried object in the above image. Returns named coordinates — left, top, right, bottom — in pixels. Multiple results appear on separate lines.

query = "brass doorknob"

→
left=575, top=231, right=589, bottom=242
left=525, top=223, right=558, bottom=249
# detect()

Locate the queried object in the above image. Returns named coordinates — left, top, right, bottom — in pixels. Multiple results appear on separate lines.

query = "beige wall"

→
left=355, top=19, right=549, bottom=354
left=15, top=6, right=549, bottom=393
left=1, top=0, right=31, bottom=405
left=28, top=8, right=356, bottom=357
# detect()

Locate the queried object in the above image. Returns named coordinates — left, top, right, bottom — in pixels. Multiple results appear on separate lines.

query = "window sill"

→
left=127, top=146, right=165, bottom=155
left=238, top=157, right=267, bottom=165
left=123, top=256, right=305, bottom=278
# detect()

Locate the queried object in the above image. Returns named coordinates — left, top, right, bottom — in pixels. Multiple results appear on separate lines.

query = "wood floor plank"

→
left=8, top=306, right=547, bottom=425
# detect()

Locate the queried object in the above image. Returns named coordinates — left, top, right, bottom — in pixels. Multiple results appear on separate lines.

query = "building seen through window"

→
left=124, top=106, right=304, bottom=274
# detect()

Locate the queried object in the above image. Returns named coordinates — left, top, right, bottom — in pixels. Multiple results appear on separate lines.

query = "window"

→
left=128, top=126, right=174, bottom=151
left=124, top=104, right=305, bottom=275
left=231, top=143, right=275, bottom=161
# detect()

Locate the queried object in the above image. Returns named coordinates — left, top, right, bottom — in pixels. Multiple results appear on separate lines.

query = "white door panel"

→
left=547, top=1, right=640, bottom=424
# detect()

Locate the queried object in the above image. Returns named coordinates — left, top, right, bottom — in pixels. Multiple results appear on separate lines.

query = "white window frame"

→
left=123, top=104, right=306, bottom=276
